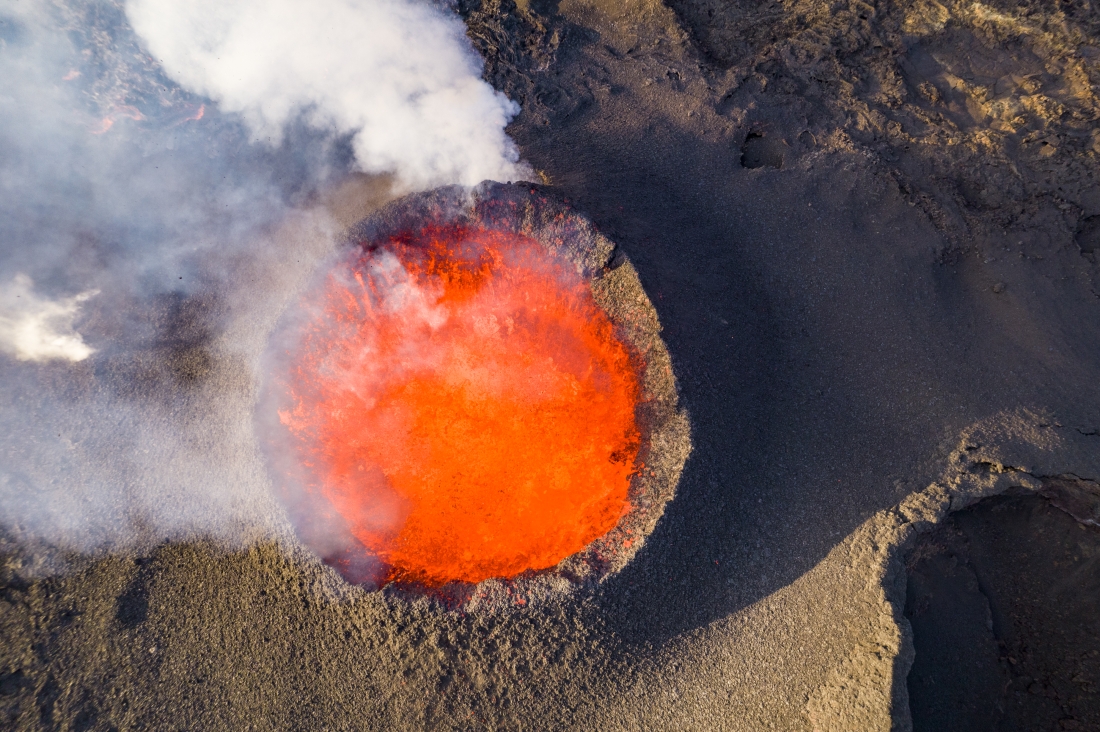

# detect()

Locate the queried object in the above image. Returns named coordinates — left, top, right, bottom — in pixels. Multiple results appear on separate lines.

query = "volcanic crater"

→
left=257, top=182, right=690, bottom=602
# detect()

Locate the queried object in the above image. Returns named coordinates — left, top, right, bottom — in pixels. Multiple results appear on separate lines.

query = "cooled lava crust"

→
left=258, top=181, right=688, bottom=601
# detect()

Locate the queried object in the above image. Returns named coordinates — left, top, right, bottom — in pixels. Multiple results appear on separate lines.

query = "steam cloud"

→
left=126, top=0, right=527, bottom=189
left=0, top=0, right=528, bottom=562
left=0, top=274, right=98, bottom=362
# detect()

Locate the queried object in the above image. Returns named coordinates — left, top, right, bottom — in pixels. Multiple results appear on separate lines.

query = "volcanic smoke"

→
left=267, top=221, right=643, bottom=586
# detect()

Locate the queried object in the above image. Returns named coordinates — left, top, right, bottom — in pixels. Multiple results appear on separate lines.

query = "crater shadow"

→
left=521, top=128, right=910, bottom=646
left=899, top=491, right=1100, bottom=731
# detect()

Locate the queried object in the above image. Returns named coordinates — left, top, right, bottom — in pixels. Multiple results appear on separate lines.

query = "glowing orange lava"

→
left=276, top=226, right=641, bottom=585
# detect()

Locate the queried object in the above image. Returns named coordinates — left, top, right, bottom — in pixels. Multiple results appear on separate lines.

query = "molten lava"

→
left=275, top=226, right=641, bottom=586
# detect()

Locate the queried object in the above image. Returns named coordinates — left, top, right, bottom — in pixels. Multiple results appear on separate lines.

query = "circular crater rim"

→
left=260, top=180, right=690, bottom=610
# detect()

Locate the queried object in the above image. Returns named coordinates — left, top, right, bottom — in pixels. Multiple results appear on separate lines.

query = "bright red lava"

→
left=276, top=226, right=641, bottom=586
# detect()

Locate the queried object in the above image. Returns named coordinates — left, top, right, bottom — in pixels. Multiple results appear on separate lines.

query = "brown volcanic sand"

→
left=4, top=0, right=1100, bottom=730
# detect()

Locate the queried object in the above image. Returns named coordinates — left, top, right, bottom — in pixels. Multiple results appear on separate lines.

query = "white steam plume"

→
left=0, top=0, right=528, bottom=563
left=125, top=0, right=529, bottom=189
left=0, top=274, right=97, bottom=362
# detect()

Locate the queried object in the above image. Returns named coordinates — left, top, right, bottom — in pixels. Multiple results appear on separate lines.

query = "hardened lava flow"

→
left=258, top=182, right=689, bottom=599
